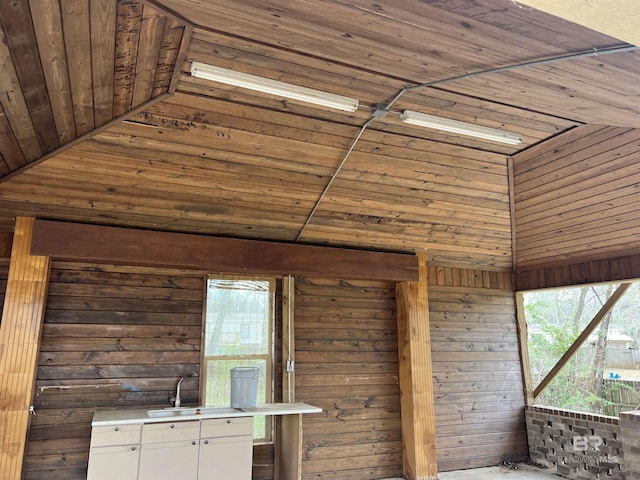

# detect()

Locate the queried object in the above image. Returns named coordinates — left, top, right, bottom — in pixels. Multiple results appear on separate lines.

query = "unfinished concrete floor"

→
left=438, top=464, right=560, bottom=479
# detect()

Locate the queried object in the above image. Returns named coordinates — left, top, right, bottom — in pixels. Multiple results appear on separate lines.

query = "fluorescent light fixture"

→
left=400, top=110, right=522, bottom=145
left=190, top=61, right=359, bottom=112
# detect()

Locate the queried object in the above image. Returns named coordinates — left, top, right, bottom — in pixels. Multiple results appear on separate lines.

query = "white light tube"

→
left=400, top=110, right=522, bottom=145
left=190, top=61, right=359, bottom=112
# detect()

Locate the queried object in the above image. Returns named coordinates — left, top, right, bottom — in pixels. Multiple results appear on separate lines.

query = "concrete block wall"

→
left=526, top=405, right=625, bottom=479
left=620, top=411, right=640, bottom=480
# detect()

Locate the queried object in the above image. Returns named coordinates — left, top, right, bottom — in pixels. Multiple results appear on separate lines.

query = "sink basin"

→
left=147, top=406, right=243, bottom=418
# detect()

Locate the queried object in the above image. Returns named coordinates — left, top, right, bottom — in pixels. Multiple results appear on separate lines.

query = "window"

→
left=202, top=275, right=276, bottom=440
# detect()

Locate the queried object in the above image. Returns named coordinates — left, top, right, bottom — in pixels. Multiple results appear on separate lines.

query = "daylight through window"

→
left=203, top=275, right=275, bottom=439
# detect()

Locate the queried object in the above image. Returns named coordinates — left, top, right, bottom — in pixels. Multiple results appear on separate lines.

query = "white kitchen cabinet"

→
left=138, top=421, right=200, bottom=480
left=89, top=403, right=322, bottom=480
left=87, top=424, right=141, bottom=480
left=198, top=417, right=253, bottom=478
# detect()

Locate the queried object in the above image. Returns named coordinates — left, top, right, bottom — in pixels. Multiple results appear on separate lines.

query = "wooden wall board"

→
left=22, top=261, right=204, bottom=480
left=516, top=252, right=640, bottom=290
left=427, top=265, right=527, bottom=471
left=294, top=276, right=403, bottom=480
left=514, top=124, right=640, bottom=269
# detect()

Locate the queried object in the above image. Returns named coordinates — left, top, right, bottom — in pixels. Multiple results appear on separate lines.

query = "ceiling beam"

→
left=30, top=220, right=419, bottom=282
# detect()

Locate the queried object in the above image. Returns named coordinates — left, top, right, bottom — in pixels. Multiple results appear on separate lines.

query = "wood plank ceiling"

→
left=0, top=0, right=639, bottom=271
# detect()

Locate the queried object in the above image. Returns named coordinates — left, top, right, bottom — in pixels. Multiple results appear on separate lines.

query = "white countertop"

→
left=92, top=402, right=323, bottom=426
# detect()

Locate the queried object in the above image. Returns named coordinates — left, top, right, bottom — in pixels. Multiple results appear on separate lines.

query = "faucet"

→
left=172, top=371, right=198, bottom=408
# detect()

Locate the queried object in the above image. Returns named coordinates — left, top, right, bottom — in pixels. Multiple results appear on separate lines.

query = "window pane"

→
left=203, top=275, right=275, bottom=441
left=205, top=279, right=271, bottom=356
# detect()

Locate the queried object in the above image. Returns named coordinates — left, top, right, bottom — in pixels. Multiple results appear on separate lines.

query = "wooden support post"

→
left=515, top=292, right=534, bottom=405
left=396, top=252, right=437, bottom=479
left=533, top=282, right=631, bottom=400
left=276, top=414, right=303, bottom=480
left=0, top=217, right=51, bottom=480
left=275, top=276, right=297, bottom=480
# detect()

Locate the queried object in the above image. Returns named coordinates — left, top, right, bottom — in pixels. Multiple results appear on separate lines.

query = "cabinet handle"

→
left=192, top=440, right=196, bottom=445
left=226, top=419, right=231, bottom=424
left=204, top=440, right=208, bottom=445
left=170, top=424, right=175, bottom=429
left=131, top=446, right=136, bottom=451
left=114, top=427, right=119, bottom=432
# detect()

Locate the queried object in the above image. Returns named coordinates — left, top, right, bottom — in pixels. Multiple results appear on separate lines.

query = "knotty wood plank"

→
left=152, top=19, right=184, bottom=96
left=0, top=27, right=42, bottom=163
left=396, top=252, right=437, bottom=479
left=0, top=102, right=27, bottom=170
left=28, top=0, right=76, bottom=144
left=0, top=217, right=51, bottom=480
left=113, top=0, right=143, bottom=116
left=90, top=0, right=117, bottom=126
left=61, top=0, right=94, bottom=136
left=131, top=6, right=165, bottom=106
left=31, top=220, right=418, bottom=281
left=0, top=0, right=58, bottom=152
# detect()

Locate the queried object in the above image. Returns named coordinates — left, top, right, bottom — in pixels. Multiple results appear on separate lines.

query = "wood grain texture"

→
left=516, top=252, right=640, bottom=290
left=428, top=265, right=527, bottom=472
left=513, top=125, right=640, bottom=270
left=0, top=217, right=51, bottom=480
left=294, top=276, right=402, bottom=479
left=23, top=261, right=204, bottom=480
left=30, top=220, right=419, bottom=282
left=396, top=252, right=437, bottom=479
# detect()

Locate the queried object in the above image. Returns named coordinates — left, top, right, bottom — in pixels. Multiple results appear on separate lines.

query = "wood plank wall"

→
left=427, top=266, right=528, bottom=471
left=516, top=252, right=640, bottom=290
left=9, top=261, right=528, bottom=478
left=294, top=277, right=403, bottom=480
left=514, top=125, right=640, bottom=270
left=23, top=262, right=204, bottom=480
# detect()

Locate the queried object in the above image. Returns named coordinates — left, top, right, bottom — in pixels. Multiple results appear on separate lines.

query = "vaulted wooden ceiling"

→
left=0, top=0, right=639, bottom=272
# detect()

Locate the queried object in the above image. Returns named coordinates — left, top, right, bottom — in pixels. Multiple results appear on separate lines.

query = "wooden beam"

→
left=396, top=252, right=437, bottom=479
left=31, top=220, right=418, bottom=282
left=533, top=282, right=631, bottom=399
left=515, top=292, right=534, bottom=405
left=0, top=217, right=51, bottom=480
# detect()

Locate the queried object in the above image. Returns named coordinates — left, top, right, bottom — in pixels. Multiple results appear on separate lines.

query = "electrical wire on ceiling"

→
left=293, top=44, right=640, bottom=242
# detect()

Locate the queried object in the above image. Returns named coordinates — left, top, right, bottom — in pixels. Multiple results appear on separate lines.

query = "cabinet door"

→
left=198, top=435, right=253, bottom=479
left=138, top=439, right=199, bottom=480
left=87, top=444, right=140, bottom=480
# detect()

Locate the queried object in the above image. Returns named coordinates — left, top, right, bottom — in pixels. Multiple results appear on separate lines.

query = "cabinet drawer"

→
left=90, top=424, right=141, bottom=447
left=141, top=420, right=199, bottom=444
left=200, top=416, right=253, bottom=438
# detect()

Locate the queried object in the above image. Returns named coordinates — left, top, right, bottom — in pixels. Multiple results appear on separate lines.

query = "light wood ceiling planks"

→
left=0, top=0, right=640, bottom=271
left=0, top=0, right=190, bottom=175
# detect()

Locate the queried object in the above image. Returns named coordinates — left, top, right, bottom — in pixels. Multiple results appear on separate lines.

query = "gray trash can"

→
left=230, top=367, right=259, bottom=408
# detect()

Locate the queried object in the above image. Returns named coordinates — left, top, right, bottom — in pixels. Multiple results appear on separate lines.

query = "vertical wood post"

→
left=0, top=217, right=51, bottom=480
left=515, top=292, right=534, bottom=405
left=396, top=252, right=437, bottom=479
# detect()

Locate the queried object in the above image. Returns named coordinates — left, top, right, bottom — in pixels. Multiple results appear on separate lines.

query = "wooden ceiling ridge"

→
left=0, top=0, right=192, bottom=180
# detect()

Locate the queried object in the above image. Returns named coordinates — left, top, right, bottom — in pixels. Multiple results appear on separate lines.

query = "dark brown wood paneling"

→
left=31, top=220, right=418, bottom=282
left=23, top=262, right=204, bottom=480
left=0, top=0, right=190, bottom=176
left=428, top=266, right=527, bottom=472
left=516, top=252, right=640, bottom=290
left=294, top=277, right=403, bottom=480
left=514, top=125, right=640, bottom=270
